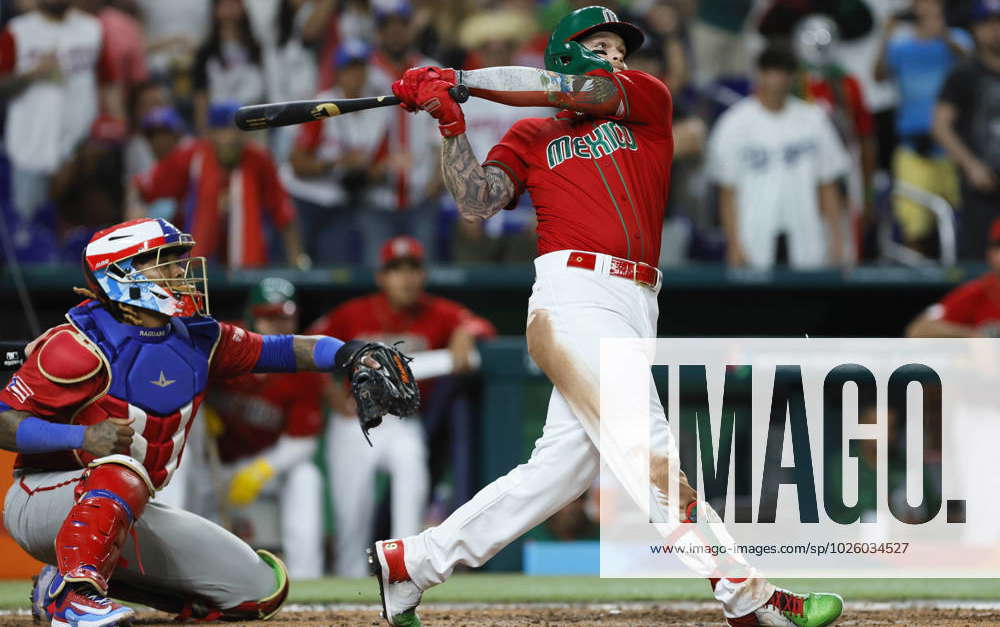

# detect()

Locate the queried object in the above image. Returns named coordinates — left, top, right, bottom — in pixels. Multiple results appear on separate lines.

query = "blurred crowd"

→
left=0, top=0, right=998, bottom=268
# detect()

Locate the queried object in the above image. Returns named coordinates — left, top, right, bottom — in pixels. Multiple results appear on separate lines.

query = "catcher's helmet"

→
left=247, top=277, right=298, bottom=319
left=544, top=5, right=644, bottom=75
left=83, top=218, right=209, bottom=318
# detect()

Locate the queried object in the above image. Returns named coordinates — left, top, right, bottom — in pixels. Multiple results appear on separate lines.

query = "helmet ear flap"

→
left=544, top=40, right=614, bottom=75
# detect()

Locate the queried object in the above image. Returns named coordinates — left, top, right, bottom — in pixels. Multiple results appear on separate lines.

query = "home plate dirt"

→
left=4, top=602, right=1000, bottom=626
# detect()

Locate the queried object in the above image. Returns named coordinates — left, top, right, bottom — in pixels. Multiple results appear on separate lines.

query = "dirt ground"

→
left=4, top=604, right=1000, bottom=626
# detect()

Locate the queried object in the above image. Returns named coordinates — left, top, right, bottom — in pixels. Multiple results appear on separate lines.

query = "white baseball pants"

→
left=398, top=250, right=772, bottom=618
left=328, top=414, right=429, bottom=577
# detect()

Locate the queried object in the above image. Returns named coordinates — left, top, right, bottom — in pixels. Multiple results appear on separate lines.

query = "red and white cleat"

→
left=368, top=539, right=423, bottom=627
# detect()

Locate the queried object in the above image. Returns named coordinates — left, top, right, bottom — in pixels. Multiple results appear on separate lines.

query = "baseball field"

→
left=1, top=576, right=999, bottom=626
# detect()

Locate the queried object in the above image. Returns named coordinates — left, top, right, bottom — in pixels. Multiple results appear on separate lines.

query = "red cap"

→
left=379, top=236, right=425, bottom=267
left=990, top=217, right=1000, bottom=246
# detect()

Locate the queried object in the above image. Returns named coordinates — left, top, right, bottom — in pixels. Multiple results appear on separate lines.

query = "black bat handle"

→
left=0, top=341, right=27, bottom=372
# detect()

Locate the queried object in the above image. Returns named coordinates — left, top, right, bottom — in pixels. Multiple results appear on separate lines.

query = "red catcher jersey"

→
left=484, top=69, right=674, bottom=266
left=929, top=273, right=1000, bottom=328
left=209, top=370, right=327, bottom=465
left=1, top=321, right=263, bottom=482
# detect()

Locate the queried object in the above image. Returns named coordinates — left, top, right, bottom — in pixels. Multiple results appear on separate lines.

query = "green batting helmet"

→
left=247, top=277, right=298, bottom=319
left=544, top=5, right=644, bottom=75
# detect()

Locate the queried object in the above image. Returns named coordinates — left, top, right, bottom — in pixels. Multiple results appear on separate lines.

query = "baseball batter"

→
left=0, top=218, right=380, bottom=626
left=369, top=7, right=844, bottom=627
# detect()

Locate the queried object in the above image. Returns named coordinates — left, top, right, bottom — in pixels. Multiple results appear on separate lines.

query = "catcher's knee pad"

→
left=218, top=550, right=290, bottom=621
left=55, top=460, right=151, bottom=595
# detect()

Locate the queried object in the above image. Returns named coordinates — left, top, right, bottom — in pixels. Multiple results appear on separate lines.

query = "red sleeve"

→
left=592, top=69, right=672, bottom=136
left=209, top=322, right=264, bottom=380
left=936, top=281, right=982, bottom=325
left=845, top=76, right=874, bottom=137
left=295, top=121, right=324, bottom=153
left=96, top=33, right=116, bottom=84
left=283, top=373, right=324, bottom=437
left=0, top=29, right=15, bottom=75
left=258, top=151, right=295, bottom=229
left=484, top=119, right=536, bottom=209
left=0, top=335, right=105, bottom=420
left=133, top=142, right=195, bottom=202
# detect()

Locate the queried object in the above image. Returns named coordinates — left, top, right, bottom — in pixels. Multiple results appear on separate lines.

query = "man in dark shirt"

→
left=933, top=0, right=1000, bottom=259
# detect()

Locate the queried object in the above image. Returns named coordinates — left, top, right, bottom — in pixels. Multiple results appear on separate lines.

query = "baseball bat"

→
left=234, top=85, right=470, bottom=131
left=0, top=341, right=27, bottom=372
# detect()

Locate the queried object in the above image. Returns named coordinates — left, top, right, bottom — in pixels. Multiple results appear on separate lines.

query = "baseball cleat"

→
left=369, top=539, right=422, bottom=627
left=46, top=572, right=135, bottom=627
left=30, top=564, right=58, bottom=623
left=728, top=588, right=843, bottom=627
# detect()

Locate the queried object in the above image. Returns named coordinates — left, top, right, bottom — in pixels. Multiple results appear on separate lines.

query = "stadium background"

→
left=1, top=0, right=999, bottom=624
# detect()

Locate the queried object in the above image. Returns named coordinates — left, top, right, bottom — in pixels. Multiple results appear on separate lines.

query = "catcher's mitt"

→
left=337, top=340, right=420, bottom=445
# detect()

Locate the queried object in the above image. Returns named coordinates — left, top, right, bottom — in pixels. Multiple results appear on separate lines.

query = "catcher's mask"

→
left=83, top=218, right=209, bottom=318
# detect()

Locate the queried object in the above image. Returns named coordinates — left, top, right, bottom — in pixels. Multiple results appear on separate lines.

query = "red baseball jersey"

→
left=309, top=293, right=495, bottom=352
left=308, top=293, right=496, bottom=401
left=209, top=370, right=327, bottom=465
left=1, top=321, right=263, bottom=480
left=484, top=69, right=674, bottom=266
left=928, top=273, right=1000, bottom=328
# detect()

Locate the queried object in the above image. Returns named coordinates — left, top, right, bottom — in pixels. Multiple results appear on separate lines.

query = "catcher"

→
left=0, top=217, right=416, bottom=627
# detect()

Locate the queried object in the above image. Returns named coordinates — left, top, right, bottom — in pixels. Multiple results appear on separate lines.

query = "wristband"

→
left=254, top=334, right=296, bottom=373
left=313, top=336, right=346, bottom=370
left=15, top=416, right=86, bottom=454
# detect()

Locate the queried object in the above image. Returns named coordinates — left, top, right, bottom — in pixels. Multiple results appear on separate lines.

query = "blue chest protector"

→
left=67, top=302, right=220, bottom=416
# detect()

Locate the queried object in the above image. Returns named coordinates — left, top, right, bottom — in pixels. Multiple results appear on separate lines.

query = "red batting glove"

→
left=401, top=66, right=457, bottom=90
left=416, top=79, right=465, bottom=137
left=391, top=78, right=419, bottom=112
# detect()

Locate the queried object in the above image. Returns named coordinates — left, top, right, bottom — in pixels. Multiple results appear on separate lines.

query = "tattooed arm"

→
left=442, top=134, right=516, bottom=222
left=459, top=67, right=621, bottom=117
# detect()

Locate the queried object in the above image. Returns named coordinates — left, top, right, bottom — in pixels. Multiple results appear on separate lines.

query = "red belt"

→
left=566, top=251, right=659, bottom=289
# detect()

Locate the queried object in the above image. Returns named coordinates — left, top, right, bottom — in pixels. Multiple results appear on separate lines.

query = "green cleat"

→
left=728, top=588, right=844, bottom=627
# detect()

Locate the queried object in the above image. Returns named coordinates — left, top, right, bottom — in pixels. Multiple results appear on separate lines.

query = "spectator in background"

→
left=933, top=0, right=1000, bottom=260
left=131, top=101, right=307, bottom=268
left=192, top=0, right=266, bottom=133
left=629, top=0, right=692, bottom=94
left=139, top=0, right=210, bottom=76
left=451, top=10, right=548, bottom=264
left=0, top=0, right=120, bottom=233
left=309, top=236, right=495, bottom=577
left=876, top=0, right=972, bottom=254
left=125, top=106, right=186, bottom=221
left=708, top=45, right=849, bottom=269
left=793, top=15, right=878, bottom=259
left=123, top=79, right=171, bottom=178
left=690, top=0, right=755, bottom=86
left=50, top=115, right=127, bottom=249
left=360, top=0, right=444, bottom=267
left=907, top=217, right=1000, bottom=337
left=284, top=41, right=388, bottom=265
left=244, top=0, right=335, bottom=161
left=76, top=0, right=149, bottom=89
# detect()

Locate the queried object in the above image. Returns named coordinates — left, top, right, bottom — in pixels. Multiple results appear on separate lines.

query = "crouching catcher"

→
left=0, top=218, right=400, bottom=626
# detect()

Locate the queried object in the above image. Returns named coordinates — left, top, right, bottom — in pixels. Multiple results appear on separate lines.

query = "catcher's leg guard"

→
left=54, top=460, right=150, bottom=596
left=217, top=550, right=290, bottom=621
left=109, top=550, right=290, bottom=622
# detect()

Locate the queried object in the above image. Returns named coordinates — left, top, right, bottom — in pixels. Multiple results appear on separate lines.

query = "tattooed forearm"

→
left=442, top=135, right=515, bottom=222
left=460, top=66, right=620, bottom=116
